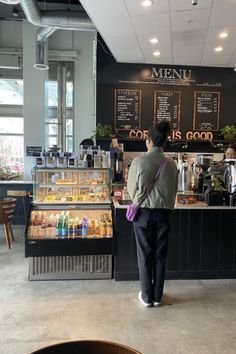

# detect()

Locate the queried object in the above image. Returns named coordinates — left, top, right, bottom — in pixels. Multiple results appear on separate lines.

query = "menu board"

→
left=114, top=89, right=141, bottom=130
left=154, top=91, right=181, bottom=130
left=26, top=145, right=42, bottom=156
left=193, top=91, right=220, bottom=131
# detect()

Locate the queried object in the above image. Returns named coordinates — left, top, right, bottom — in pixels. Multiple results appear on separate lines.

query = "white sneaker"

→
left=153, top=301, right=161, bottom=307
left=138, top=291, right=152, bottom=308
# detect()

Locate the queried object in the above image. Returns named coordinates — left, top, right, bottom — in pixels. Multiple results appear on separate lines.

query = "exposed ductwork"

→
left=0, top=0, right=96, bottom=69
left=20, top=0, right=96, bottom=69
left=19, top=0, right=96, bottom=32
left=0, top=0, right=21, bottom=4
left=35, top=27, right=57, bottom=70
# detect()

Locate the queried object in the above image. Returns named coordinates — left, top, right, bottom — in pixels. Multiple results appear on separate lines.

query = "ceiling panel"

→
left=204, top=42, right=236, bottom=55
left=170, top=9, right=211, bottom=31
left=131, top=13, right=170, bottom=35
left=125, top=0, right=169, bottom=15
left=205, top=27, right=236, bottom=44
left=173, top=44, right=204, bottom=57
left=172, top=29, right=206, bottom=46
left=170, top=0, right=213, bottom=11
left=213, top=0, right=236, bottom=8
left=209, top=6, right=236, bottom=27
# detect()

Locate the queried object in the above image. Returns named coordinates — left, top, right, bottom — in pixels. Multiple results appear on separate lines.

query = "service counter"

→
left=113, top=202, right=236, bottom=280
left=0, top=181, right=33, bottom=225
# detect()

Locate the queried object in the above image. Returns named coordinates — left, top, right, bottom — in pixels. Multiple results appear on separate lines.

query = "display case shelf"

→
left=33, top=167, right=111, bottom=204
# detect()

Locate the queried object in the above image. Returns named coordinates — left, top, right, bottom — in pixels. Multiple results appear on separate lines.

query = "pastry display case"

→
left=33, top=167, right=111, bottom=204
left=175, top=192, right=207, bottom=207
left=25, top=168, right=113, bottom=280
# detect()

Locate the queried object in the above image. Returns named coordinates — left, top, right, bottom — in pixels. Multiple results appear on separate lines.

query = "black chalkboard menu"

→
left=114, top=89, right=141, bottom=130
left=193, top=91, right=220, bottom=131
left=154, top=91, right=181, bottom=130
left=26, top=145, right=42, bottom=156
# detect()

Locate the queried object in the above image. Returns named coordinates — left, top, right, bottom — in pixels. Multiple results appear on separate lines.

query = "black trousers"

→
left=133, top=208, right=171, bottom=303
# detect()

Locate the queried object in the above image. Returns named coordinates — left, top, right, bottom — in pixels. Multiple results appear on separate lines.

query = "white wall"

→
left=23, top=21, right=47, bottom=180
left=0, top=20, right=96, bottom=179
left=0, top=21, right=22, bottom=47
left=48, top=30, right=97, bottom=151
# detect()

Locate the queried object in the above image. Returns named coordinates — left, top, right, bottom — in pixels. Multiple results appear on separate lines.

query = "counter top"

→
left=113, top=201, right=236, bottom=210
left=0, top=180, right=33, bottom=184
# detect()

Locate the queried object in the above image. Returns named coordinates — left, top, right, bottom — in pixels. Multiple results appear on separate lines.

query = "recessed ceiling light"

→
left=215, top=46, right=223, bottom=52
left=150, top=38, right=159, bottom=44
left=142, top=0, right=153, bottom=7
left=153, top=51, right=160, bottom=57
left=219, top=32, right=228, bottom=39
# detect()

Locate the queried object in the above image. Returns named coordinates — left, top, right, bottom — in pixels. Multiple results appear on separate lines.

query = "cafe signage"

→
left=129, top=129, right=213, bottom=141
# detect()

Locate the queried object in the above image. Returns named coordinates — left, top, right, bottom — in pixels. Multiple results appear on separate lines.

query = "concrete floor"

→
left=0, top=226, right=236, bottom=354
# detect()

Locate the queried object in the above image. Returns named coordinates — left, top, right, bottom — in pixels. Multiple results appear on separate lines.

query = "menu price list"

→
left=154, top=91, right=181, bottom=130
left=193, top=91, right=220, bottom=131
left=114, top=89, right=141, bottom=130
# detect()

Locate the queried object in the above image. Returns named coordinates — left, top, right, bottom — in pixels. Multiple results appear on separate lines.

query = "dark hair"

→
left=80, top=138, right=94, bottom=147
left=226, top=143, right=236, bottom=151
left=147, top=120, right=171, bottom=147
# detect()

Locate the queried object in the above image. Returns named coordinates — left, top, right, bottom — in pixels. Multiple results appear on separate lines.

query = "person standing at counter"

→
left=127, top=120, right=178, bottom=308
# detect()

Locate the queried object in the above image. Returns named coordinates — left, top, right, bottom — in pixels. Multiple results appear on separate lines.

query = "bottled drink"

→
left=82, top=218, right=88, bottom=238
left=77, top=222, right=82, bottom=237
left=56, top=216, right=63, bottom=238
left=68, top=223, right=74, bottom=238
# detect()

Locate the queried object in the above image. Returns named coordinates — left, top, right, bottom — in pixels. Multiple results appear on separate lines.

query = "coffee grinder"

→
left=196, top=154, right=214, bottom=193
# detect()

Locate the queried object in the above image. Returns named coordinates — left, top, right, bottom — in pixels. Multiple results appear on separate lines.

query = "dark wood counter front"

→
left=114, top=206, right=236, bottom=280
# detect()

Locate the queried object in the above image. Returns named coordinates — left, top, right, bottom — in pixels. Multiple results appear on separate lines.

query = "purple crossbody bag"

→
left=126, top=158, right=167, bottom=222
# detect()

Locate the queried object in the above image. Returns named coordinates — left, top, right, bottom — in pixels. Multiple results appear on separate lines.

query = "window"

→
left=0, top=77, right=24, bottom=178
left=46, top=63, right=74, bottom=152
left=0, top=79, right=23, bottom=105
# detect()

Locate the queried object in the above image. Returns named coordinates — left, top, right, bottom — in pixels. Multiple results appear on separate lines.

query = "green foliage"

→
left=92, top=123, right=114, bottom=139
left=220, top=125, right=236, bottom=139
left=206, top=175, right=225, bottom=193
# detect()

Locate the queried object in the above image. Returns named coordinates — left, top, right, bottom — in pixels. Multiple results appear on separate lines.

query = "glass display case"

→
left=28, top=206, right=112, bottom=240
left=175, top=192, right=207, bottom=207
left=25, top=167, right=113, bottom=280
left=33, top=167, right=111, bottom=204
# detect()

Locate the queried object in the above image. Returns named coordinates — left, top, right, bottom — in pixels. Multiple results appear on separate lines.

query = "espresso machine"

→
left=196, top=154, right=214, bottom=193
left=223, top=159, right=236, bottom=205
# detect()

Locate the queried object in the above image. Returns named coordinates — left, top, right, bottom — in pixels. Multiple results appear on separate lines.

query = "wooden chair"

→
left=0, top=198, right=16, bottom=249
left=30, top=340, right=142, bottom=354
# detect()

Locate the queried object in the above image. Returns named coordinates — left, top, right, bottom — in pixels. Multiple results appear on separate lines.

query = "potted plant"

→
left=92, top=123, right=114, bottom=139
left=220, top=125, right=236, bottom=140
left=205, top=175, right=229, bottom=206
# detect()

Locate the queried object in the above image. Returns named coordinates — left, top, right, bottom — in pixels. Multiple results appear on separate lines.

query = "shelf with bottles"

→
left=33, top=167, right=111, bottom=204
left=27, top=208, right=113, bottom=240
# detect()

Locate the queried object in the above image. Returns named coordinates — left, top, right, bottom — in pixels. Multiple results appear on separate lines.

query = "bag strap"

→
left=137, top=157, right=167, bottom=207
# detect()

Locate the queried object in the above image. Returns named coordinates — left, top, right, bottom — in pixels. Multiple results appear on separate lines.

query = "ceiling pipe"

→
left=19, top=0, right=96, bottom=69
left=0, top=0, right=96, bottom=69
left=0, top=0, right=21, bottom=4
left=34, top=27, right=57, bottom=70
left=19, top=0, right=96, bottom=32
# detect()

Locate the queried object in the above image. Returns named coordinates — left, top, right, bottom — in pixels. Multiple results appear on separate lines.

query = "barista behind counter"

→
left=209, top=143, right=236, bottom=204
left=210, top=143, right=236, bottom=175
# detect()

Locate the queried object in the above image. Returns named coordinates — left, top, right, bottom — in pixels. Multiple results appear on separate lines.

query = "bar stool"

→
left=0, top=198, right=16, bottom=249
left=30, top=340, right=142, bottom=354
